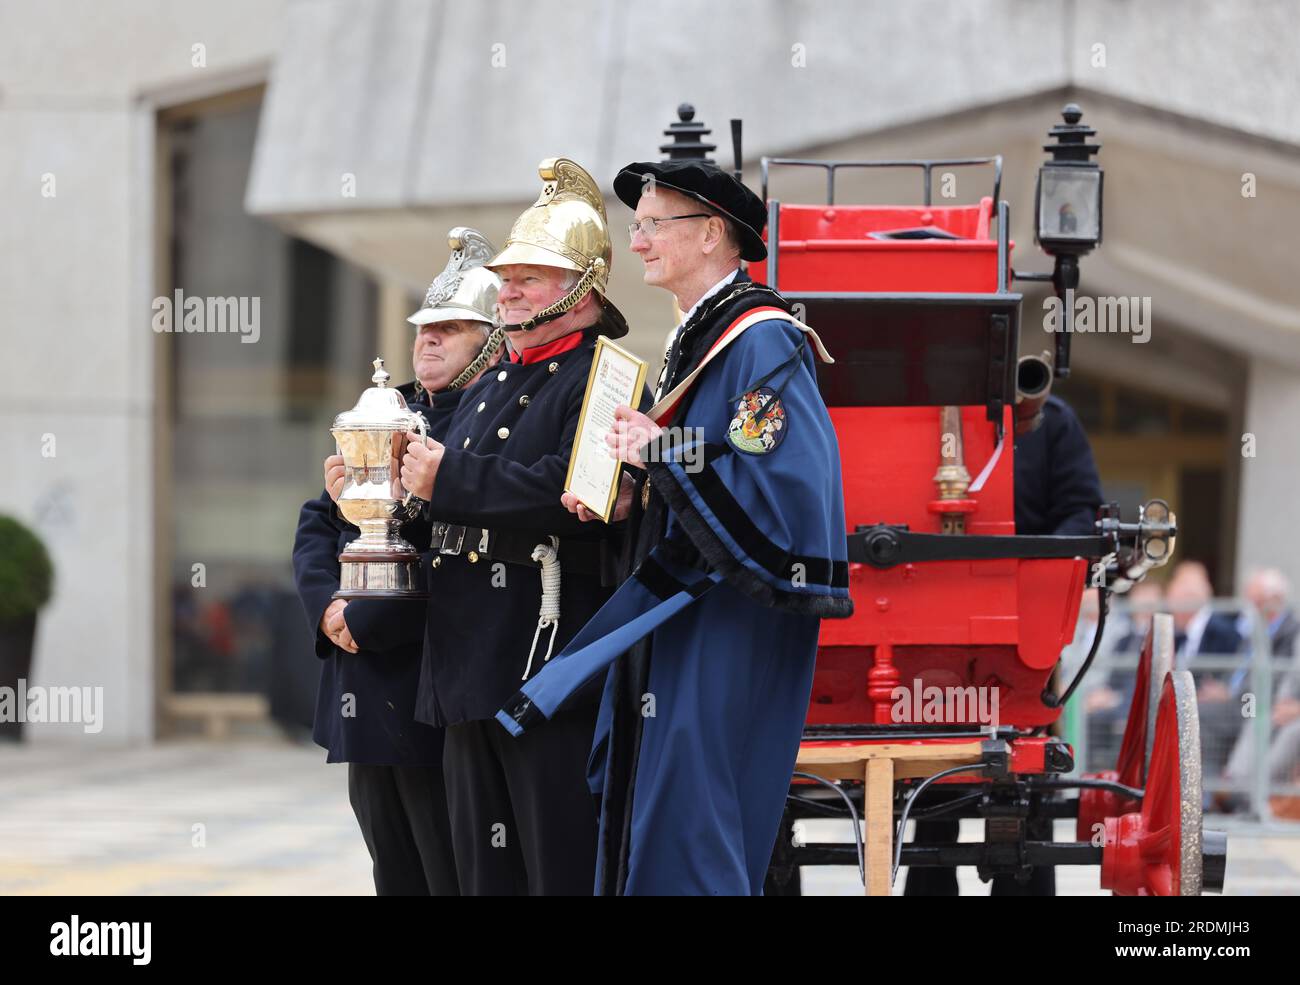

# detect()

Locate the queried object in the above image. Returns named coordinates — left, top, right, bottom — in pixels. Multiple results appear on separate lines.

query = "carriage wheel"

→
left=1100, top=670, right=1203, bottom=895
left=1141, top=614, right=1175, bottom=784
left=1076, top=613, right=1175, bottom=841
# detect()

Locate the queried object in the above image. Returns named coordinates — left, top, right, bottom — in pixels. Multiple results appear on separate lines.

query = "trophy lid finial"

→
left=332, top=356, right=418, bottom=432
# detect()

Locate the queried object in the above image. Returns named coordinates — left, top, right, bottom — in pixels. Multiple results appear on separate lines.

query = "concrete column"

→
left=1235, top=357, right=1300, bottom=594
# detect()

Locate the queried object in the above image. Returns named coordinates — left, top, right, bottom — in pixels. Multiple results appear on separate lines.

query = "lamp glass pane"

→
left=1038, top=168, right=1100, bottom=242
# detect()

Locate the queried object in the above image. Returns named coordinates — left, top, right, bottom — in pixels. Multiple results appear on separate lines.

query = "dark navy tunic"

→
left=1012, top=395, right=1103, bottom=537
left=414, top=323, right=627, bottom=728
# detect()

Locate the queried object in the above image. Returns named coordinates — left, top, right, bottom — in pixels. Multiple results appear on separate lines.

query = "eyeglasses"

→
left=627, top=214, right=712, bottom=243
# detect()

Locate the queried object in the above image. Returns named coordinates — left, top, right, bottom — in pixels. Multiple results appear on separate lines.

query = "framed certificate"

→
left=564, top=336, right=649, bottom=522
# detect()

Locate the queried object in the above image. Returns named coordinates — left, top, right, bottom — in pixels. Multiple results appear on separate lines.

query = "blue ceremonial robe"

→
left=499, top=281, right=851, bottom=895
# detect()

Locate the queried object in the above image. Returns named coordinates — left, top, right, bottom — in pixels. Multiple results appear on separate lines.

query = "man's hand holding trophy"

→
left=399, top=432, right=444, bottom=502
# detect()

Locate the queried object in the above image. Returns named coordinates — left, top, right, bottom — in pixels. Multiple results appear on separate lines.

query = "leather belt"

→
left=430, top=522, right=607, bottom=580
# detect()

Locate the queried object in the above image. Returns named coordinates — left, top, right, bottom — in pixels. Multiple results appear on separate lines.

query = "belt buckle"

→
left=439, top=525, right=465, bottom=556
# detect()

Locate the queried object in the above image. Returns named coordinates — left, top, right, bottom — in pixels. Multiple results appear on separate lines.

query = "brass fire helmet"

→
left=487, top=157, right=628, bottom=338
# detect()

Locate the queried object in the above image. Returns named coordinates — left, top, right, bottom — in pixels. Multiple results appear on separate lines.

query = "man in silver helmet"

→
left=292, top=228, right=502, bottom=895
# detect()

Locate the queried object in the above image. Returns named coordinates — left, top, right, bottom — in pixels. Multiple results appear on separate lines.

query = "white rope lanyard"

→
left=523, top=536, right=562, bottom=680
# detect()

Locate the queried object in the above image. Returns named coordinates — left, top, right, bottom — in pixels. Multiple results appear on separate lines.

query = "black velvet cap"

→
left=614, top=159, right=767, bottom=262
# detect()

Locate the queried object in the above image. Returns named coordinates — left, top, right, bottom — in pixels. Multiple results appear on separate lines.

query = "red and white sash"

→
left=648, top=307, right=834, bottom=426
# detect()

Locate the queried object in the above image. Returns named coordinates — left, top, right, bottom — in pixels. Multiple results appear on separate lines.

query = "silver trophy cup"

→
left=330, top=357, right=429, bottom=599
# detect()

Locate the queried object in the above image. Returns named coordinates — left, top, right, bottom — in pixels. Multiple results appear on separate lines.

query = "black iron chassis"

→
left=765, top=723, right=1108, bottom=896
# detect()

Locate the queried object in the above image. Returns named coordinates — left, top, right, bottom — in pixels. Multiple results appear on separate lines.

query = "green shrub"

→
left=0, top=516, right=53, bottom=624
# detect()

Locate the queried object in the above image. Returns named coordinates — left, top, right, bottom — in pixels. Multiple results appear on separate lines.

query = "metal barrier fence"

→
left=1059, top=596, right=1300, bottom=822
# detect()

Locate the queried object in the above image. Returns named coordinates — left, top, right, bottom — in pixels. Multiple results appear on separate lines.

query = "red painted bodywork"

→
left=751, top=197, right=1002, bottom=294
left=752, top=196, right=1086, bottom=735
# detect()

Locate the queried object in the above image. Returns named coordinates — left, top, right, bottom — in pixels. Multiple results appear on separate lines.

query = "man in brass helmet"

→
left=494, top=160, right=853, bottom=896
left=400, top=159, right=637, bottom=894
left=292, top=228, right=503, bottom=895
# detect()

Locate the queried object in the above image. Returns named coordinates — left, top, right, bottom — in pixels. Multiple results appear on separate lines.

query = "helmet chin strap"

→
left=499, top=257, right=605, bottom=332
left=446, top=326, right=505, bottom=391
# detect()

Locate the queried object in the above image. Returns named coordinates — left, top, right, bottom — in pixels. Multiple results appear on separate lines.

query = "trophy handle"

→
left=401, top=413, right=429, bottom=511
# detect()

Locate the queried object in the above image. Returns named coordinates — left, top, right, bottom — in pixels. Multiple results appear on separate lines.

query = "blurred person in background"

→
left=1222, top=568, right=1300, bottom=811
left=1062, top=583, right=1117, bottom=682
left=1084, top=580, right=1164, bottom=772
left=1239, top=567, right=1299, bottom=661
left=1165, top=560, right=1244, bottom=778
left=1085, top=579, right=1165, bottom=717
left=292, top=230, right=503, bottom=895
left=1166, top=561, right=1242, bottom=675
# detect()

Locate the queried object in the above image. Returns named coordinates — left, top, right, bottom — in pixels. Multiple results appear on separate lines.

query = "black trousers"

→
left=443, top=711, right=599, bottom=895
left=347, top=763, right=460, bottom=896
left=902, top=818, right=1057, bottom=895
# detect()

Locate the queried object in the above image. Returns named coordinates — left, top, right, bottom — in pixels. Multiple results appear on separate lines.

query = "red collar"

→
left=509, top=330, right=587, bottom=366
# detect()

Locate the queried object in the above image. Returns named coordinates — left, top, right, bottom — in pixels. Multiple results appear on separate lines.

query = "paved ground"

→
left=0, top=739, right=373, bottom=895
left=1, top=738, right=1298, bottom=895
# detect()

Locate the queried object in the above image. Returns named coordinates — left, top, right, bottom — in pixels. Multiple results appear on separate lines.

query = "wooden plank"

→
left=796, top=741, right=985, bottom=780
left=793, top=741, right=993, bottom=895
left=798, top=741, right=984, bottom=763
left=864, top=758, right=894, bottom=896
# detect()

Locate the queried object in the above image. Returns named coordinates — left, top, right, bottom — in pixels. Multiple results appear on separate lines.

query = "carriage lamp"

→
left=1033, top=103, right=1102, bottom=379
left=1035, top=103, right=1103, bottom=255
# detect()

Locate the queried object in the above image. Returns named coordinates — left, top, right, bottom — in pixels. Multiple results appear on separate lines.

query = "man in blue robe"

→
left=496, top=160, right=853, bottom=895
